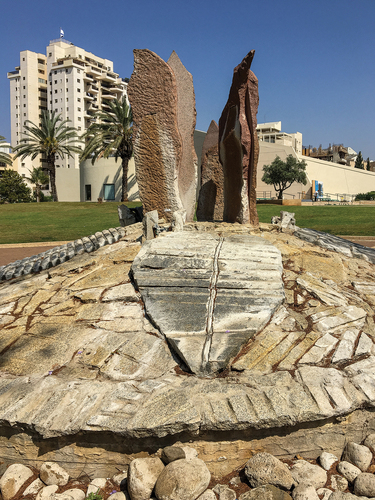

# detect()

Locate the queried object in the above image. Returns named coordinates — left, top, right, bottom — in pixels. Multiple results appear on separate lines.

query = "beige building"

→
left=256, top=121, right=303, bottom=155
left=7, top=38, right=128, bottom=199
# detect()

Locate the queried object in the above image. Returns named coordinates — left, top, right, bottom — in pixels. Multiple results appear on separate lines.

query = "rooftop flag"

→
left=60, top=28, right=64, bottom=38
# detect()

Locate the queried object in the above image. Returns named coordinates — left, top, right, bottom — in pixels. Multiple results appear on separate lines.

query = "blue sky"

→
left=1, top=0, right=375, bottom=158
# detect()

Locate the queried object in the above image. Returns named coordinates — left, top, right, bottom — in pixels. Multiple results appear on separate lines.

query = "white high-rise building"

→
left=8, top=38, right=128, bottom=179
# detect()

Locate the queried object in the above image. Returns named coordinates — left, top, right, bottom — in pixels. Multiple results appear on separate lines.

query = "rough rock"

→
left=0, top=464, right=33, bottom=500
left=271, top=211, right=297, bottom=232
left=132, top=232, right=284, bottom=374
left=330, top=474, right=348, bottom=491
left=354, top=472, right=375, bottom=497
left=336, top=461, right=362, bottom=483
left=161, top=446, right=186, bottom=464
left=218, top=50, right=259, bottom=225
left=197, top=490, right=216, bottom=500
left=363, top=433, right=375, bottom=452
left=40, top=462, right=69, bottom=486
left=239, top=485, right=292, bottom=499
left=290, top=460, right=327, bottom=489
left=196, top=121, right=223, bottom=222
left=23, top=478, right=44, bottom=496
left=55, top=489, right=85, bottom=500
left=127, top=457, right=164, bottom=500
left=143, top=210, right=159, bottom=240
left=244, top=452, right=293, bottom=490
left=291, top=484, right=320, bottom=500
left=86, top=477, right=107, bottom=495
left=154, top=458, right=210, bottom=500
left=128, top=49, right=183, bottom=222
left=167, top=51, right=198, bottom=222
left=319, top=452, right=339, bottom=470
left=341, top=442, right=372, bottom=471
left=212, top=484, right=236, bottom=500
left=36, top=485, right=59, bottom=500
left=108, top=493, right=130, bottom=500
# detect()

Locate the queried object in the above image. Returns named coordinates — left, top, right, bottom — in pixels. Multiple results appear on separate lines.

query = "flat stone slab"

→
left=131, top=232, right=284, bottom=375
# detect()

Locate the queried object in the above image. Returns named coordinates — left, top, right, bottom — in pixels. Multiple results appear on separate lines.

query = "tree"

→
left=262, top=155, right=308, bottom=200
left=0, top=136, right=12, bottom=167
left=355, top=151, right=364, bottom=169
left=27, top=167, right=49, bottom=202
left=81, top=97, right=133, bottom=202
left=366, top=157, right=371, bottom=171
left=0, top=169, right=31, bottom=203
left=13, top=110, right=82, bottom=202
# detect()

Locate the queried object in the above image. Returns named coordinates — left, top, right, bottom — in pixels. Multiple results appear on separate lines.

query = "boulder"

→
left=291, top=484, right=319, bottom=499
left=212, top=484, right=236, bottom=500
left=342, top=441, right=373, bottom=471
left=290, top=460, right=327, bottom=489
left=40, top=462, right=69, bottom=486
left=218, top=50, right=259, bottom=225
left=244, top=452, right=293, bottom=490
left=319, top=452, right=339, bottom=470
left=196, top=490, right=216, bottom=500
left=127, top=457, right=164, bottom=500
left=161, top=446, right=186, bottom=464
left=330, top=474, right=348, bottom=492
left=0, top=463, right=34, bottom=500
left=154, top=458, right=210, bottom=500
left=336, top=461, right=362, bottom=482
left=24, top=478, right=44, bottom=496
left=86, top=477, right=107, bottom=496
left=36, top=485, right=59, bottom=500
left=354, top=472, right=375, bottom=497
left=239, top=485, right=292, bottom=499
left=54, top=490, right=85, bottom=500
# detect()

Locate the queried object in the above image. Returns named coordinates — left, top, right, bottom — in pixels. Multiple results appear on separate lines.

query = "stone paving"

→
left=1, top=223, right=375, bottom=443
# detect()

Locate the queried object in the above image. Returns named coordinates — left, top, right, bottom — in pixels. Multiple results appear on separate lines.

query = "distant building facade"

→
left=7, top=38, right=128, bottom=197
left=256, top=121, right=302, bottom=155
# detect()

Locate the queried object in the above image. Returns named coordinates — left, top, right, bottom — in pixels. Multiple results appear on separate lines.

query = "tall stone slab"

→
left=196, top=121, right=224, bottom=221
left=167, top=51, right=198, bottom=222
left=127, top=49, right=183, bottom=221
left=218, top=50, right=259, bottom=225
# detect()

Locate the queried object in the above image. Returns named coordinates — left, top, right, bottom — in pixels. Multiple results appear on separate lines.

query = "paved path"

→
left=0, top=242, right=70, bottom=266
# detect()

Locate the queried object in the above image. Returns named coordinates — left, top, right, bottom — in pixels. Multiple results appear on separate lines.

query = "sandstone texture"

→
left=219, top=50, right=259, bottom=225
left=131, top=231, right=284, bottom=375
left=167, top=51, right=198, bottom=222
left=196, top=120, right=224, bottom=221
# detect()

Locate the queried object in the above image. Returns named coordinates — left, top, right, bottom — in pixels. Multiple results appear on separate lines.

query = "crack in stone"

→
left=202, top=237, right=224, bottom=370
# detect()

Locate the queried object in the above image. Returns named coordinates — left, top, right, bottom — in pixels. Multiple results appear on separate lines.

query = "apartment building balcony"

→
left=7, top=70, right=20, bottom=79
left=84, top=93, right=94, bottom=101
left=83, top=73, right=94, bottom=81
left=102, top=72, right=117, bottom=82
left=101, top=93, right=116, bottom=100
left=88, top=85, right=99, bottom=93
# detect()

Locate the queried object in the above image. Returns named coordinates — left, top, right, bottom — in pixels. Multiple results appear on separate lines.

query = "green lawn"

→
left=256, top=204, right=375, bottom=236
left=0, top=202, right=141, bottom=244
left=1, top=202, right=374, bottom=245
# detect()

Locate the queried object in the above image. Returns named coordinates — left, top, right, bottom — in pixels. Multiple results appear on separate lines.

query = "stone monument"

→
left=196, top=121, right=224, bottom=221
left=218, top=50, right=259, bottom=225
left=127, top=49, right=197, bottom=222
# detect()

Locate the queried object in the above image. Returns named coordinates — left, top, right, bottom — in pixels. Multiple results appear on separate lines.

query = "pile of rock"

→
left=3, top=439, right=375, bottom=500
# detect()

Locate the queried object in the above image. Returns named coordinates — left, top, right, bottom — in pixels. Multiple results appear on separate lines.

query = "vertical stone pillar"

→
left=127, top=49, right=198, bottom=222
left=167, top=51, right=198, bottom=222
left=196, top=121, right=224, bottom=221
left=218, top=50, right=259, bottom=225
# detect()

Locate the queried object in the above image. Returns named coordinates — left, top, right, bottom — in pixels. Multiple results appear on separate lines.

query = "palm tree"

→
left=0, top=136, right=12, bottom=167
left=13, top=110, right=82, bottom=201
left=81, top=97, right=133, bottom=202
left=27, top=167, right=49, bottom=202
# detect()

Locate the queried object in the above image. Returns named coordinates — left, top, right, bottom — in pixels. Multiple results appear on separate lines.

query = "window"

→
left=15, top=105, right=18, bottom=109
left=23, top=95, right=26, bottom=98
left=78, top=107, right=81, bottom=111
left=66, top=88, right=69, bottom=92
left=54, top=71, right=57, bottom=75
left=66, top=78, right=68, bottom=83
left=54, top=80, right=57, bottom=84
left=23, top=104, right=26, bottom=107
left=78, top=126, right=81, bottom=131
left=60, top=79, right=62, bottom=83
left=77, top=98, right=81, bottom=102
left=23, top=86, right=25, bottom=90
left=66, top=98, right=69, bottom=102
left=49, top=52, right=52, bottom=57
left=24, top=113, right=26, bottom=117
left=103, top=184, right=115, bottom=200
left=77, top=88, right=81, bottom=92
left=23, top=77, right=25, bottom=80
left=21, top=163, right=25, bottom=167
left=55, top=99, right=58, bottom=103
left=78, top=117, right=81, bottom=121
left=22, top=174, right=25, bottom=178
left=54, top=90, right=57, bottom=93
left=67, top=107, right=69, bottom=111
left=22, top=57, right=25, bottom=61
